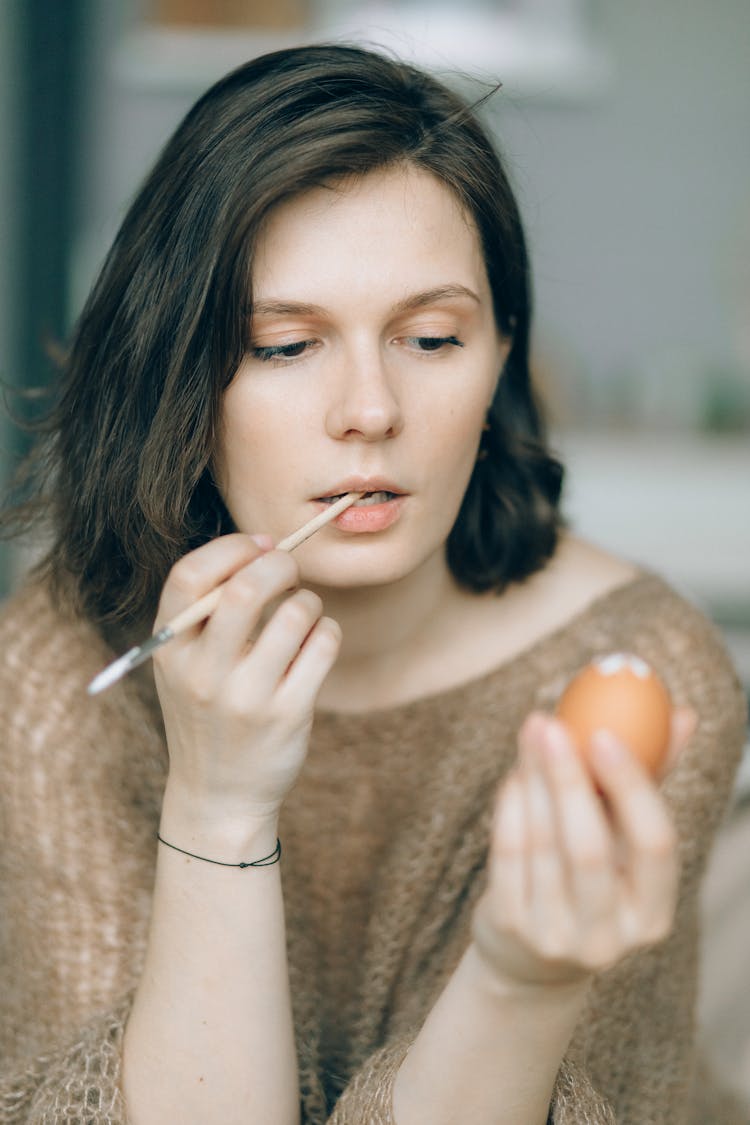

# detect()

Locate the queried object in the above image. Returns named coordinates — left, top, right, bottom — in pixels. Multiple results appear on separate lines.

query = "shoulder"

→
left=0, top=578, right=109, bottom=706
left=502, top=543, right=746, bottom=892
left=545, top=539, right=746, bottom=737
left=547, top=548, right=747, bottom=869
left=0, top=578, right=165, bottom=786
left=519, top=533, right=746, bottom=788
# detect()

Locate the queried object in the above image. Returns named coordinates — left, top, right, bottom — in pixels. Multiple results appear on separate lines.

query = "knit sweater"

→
left=0, top=572, right=746, bottom=1124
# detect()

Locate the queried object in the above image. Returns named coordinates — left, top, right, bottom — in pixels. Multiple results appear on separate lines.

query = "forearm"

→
left=122, top=797, right=299, bottom=1125
left=392, top=943, right=588, bottom=1125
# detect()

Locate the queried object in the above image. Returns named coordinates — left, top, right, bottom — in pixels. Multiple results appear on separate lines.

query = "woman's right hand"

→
left=152, top=533, right=342, bottom=846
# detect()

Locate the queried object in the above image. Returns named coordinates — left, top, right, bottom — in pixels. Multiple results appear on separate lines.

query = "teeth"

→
left=353, top=491, right=392, bottom=506
left=319, top=490, right=396, bottom=505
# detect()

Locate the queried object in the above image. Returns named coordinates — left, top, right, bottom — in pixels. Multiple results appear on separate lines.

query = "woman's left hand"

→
left=471, top=707, right=696, bottom=991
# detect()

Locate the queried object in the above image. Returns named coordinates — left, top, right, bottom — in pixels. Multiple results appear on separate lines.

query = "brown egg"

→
left=556, top=653, right=673, bottom=776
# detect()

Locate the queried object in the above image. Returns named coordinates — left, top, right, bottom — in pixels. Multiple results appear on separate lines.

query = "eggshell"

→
left=556, top=653, right=672, bottom=776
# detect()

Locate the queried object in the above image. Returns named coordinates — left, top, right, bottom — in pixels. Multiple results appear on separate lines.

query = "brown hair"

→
left=5, top=43, right=563, bottom=630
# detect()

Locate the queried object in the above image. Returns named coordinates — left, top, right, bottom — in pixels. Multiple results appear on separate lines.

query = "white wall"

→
left=487, top=0, right=750, bottom=427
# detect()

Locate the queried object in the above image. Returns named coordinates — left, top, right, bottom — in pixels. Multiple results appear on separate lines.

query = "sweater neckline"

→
left=314, top=570, right=663, bottom=724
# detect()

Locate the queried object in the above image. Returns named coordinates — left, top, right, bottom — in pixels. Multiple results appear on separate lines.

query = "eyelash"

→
left=405, top=335, right=464, bottom=353
left=252, top=341, right=311, bottom=362
left=251, top=335, right=465, bottom=363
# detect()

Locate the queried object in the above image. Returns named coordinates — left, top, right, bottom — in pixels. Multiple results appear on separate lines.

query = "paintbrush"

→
left=86, top=491, right=362, bottom=695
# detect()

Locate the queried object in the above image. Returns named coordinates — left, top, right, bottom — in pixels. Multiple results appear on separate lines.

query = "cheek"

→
left=426, top=393, right=489, bottom=462
left=217, top=386, right=287, bottom=481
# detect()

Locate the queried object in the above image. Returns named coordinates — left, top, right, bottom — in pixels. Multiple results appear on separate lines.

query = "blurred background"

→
left=0, top=0, right=748, bottom=1106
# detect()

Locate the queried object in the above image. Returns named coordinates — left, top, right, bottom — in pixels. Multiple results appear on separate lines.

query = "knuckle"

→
left=492, top=835, right=521, bottom=862
left=278, top=592, right=321, bottom=632
left=536, top=932, right=570, bottom=962
left=315, top=617, right=343, bottom=651
left=623, top=911, right=673, bottom=952
left=299, top=589, right=324, bottom=618
left=580, top=932, right=619, bottom=971
left=182, top=670, right=216, bottom=707
left=493, top=836, right=524, bottom=864
left=223, top=683, right=262, bottom=719
left=265, top=693, right=293, bottom=723
left=643, top=916, right=673, bottom=946
left=529, top=832, right=556, bottom=857
left=570, top=841, right=609, bottom=872
left=224, top=569, right=262, bottom=605
left=268, top=548, right=300, bottom=586
left=166, top=556, right=206, bottom=599
left=638, top=824, right=678, bottom=862
left=493, top=840, right=522, bottom=863
left=586, top=949, right=618, bottom=973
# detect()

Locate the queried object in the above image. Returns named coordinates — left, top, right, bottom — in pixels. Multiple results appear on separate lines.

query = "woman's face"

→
left=215, top=164, right=508, bottom=590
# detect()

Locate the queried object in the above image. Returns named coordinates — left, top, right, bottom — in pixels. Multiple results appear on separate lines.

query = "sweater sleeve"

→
left=0, top=1000, right=130, bottom=1124
left=0, top=584, right=166, bottom=1123
left=325, top=1039, right=616, bottom=1125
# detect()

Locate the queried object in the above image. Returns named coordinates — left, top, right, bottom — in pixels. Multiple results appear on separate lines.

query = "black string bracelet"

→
left=156, top=833, right=281, bottom=868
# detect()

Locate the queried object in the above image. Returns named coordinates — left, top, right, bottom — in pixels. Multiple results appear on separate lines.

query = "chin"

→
left=299, top=544, right=427, bottom=592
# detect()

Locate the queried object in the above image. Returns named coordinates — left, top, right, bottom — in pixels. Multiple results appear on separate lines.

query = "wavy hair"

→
left=4, top=43, right=563, bottom=630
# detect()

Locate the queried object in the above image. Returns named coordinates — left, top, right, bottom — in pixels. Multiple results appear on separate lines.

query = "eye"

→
left=251, top=340, right=313, bottom=363
left=404, top=335, right=465, bottom=352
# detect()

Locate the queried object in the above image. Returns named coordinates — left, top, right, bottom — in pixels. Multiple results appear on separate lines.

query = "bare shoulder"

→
left=540, top=533, right=640, bottom=612
left=437, top=534, right=641, bottom=688
left=476, top=532, right=640, bottom=639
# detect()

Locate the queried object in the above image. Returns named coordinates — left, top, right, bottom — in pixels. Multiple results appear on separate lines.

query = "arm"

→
left=122, top=534, right=342, bottom=1125
left=393, top=945, right=588, bottom=1125
left=392, top=711, right=692, bottom=1125
left=123, top=810, right=296, bottom=1125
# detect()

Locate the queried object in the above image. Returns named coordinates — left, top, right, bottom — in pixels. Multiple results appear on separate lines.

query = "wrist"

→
left=160, top=780, right=281, bottom=865
left=465, top=941, right=592, bottom=1009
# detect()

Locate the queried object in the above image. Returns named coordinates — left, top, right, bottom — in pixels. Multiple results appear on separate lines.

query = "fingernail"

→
left=545, top=720, right=573, bottom=759
left=520, top=711, right=547, bottom=742
left=591, top=729, right=625, bottom=765
left=251, top=534, right=274, bottom=552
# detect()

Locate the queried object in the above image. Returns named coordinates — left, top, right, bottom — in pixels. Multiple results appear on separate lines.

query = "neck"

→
left=310, top=548, right=461, bottom=709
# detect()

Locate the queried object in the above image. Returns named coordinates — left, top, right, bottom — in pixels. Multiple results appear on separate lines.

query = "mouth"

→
left=316, top=490, right=401, bottom=507
left=311, top=484, right=408, bottom=535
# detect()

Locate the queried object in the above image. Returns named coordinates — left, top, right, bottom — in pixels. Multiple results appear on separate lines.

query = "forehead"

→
left=250, top=165, right=489, bottom=301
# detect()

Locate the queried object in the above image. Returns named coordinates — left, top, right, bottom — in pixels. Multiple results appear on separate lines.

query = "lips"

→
left=313, top=478, right=407, bottom=502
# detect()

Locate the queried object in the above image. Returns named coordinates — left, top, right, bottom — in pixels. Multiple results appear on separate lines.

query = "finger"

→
left=238, top=588, right=326, bottom=697
left=541, top=719, right=618, bottom=930
left=275, top=615, right=343, bottom=705
left=196, top=550, right=300, bottom=674
left=155, top=533, right=272, bottom=627
left=489, top=772, right=527, bottom=927
left=659, top=705, right=697, bottom=778
left=522, top=743, right=569, bottom=940
left=516, top=711, right=547, bottom=768
left=589, top=731, right=679, bottom=933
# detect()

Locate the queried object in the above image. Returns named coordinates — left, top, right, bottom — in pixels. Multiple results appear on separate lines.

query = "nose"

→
left=324, top=345, right=404, bottom=443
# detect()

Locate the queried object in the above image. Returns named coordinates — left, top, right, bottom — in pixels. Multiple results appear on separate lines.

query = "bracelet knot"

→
left=156, top=833, right=281, bottom=868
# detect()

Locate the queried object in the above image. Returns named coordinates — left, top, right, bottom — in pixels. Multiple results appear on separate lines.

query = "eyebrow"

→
left=250, top=284, right=481, bottom=319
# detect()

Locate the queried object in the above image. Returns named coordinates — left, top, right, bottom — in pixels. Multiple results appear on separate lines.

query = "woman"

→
left=0, top=44, right=746, bottom=1125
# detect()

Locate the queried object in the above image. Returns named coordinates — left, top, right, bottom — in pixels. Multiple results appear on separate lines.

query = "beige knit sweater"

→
left=0, top=572, right=747, bottom=1124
